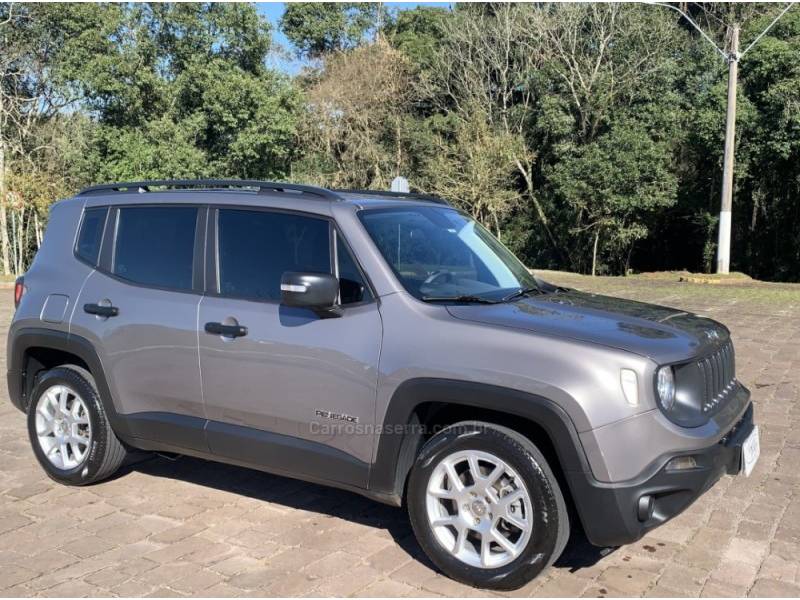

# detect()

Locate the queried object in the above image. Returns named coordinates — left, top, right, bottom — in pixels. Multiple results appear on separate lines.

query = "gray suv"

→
left=7, top=180, right=759, bottom=589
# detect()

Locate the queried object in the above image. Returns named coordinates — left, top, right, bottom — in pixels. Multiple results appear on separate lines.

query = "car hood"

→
left=445, top=290, right=729, bottom=363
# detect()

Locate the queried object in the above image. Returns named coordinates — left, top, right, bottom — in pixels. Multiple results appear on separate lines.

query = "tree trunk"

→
left=591, top=227, right=600, bottom=277
left=0, top=142, right=10, bottom=276
left=514, top=158, right=568, bottom=267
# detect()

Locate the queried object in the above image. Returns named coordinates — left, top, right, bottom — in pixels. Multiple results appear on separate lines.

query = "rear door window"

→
left=113, top=206, right=197, bottom=291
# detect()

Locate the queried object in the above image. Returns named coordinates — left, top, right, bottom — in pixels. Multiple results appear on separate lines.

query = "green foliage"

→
left=5, top=2, right=800, bottom=281
left=386, top=7, right=448, bottom=72
left=64, top=3, right=300, bottom=182
left=280, top=3, right=384, bottom=58
left=549, top=120, right=678, bottom=274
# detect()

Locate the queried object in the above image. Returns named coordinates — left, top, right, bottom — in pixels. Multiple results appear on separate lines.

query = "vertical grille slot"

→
left=699, top=341, right=736, bottom=413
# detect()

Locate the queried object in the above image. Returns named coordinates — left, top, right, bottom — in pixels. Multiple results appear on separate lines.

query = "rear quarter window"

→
left=75, top=207, right=108, bottom=266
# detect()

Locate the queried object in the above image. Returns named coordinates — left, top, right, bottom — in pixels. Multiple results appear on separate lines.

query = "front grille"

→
left=697, top=341, right=736, bottom=414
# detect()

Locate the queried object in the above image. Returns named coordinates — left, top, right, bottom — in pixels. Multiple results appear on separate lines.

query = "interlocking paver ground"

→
left=0, top=273, right=798, bottom=597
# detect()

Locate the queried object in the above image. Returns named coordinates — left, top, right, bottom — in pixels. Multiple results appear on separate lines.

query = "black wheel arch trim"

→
left=8, top=327, right=134, bottom=439
left=369, top=378, right=593, bottom=498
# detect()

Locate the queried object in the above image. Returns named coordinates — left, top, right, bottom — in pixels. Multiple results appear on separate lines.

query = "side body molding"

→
left=369, top=378, right=593, bottom=499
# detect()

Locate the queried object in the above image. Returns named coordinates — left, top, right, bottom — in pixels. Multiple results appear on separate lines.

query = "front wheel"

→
left=407, top=421, right=569, bottom=590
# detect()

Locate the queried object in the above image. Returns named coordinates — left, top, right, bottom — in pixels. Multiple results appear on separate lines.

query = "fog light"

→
left=666, top=455, right=698, bottom=471
left=637, top=495, right=654, bottom=522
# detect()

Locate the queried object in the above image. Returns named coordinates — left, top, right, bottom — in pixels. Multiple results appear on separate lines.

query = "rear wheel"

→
left=407, top=421, right=569, bottom=590
left=27, top=366, right=128, bottom=485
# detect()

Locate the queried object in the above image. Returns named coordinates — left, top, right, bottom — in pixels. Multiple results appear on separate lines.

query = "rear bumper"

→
left=568, top=401, right=754, bottom=547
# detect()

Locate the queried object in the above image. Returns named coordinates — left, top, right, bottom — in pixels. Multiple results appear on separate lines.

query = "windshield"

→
left=358, top=206, right=538, bottom=301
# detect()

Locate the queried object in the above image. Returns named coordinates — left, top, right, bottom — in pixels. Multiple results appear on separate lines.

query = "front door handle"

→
left=84, top=303, right=119, bottom=317
left=204, top=322, right=248, bottom=338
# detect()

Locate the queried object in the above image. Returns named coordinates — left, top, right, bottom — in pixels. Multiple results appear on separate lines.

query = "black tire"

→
left=27, top=365, right=128, bottom=485
left=407, top=421, right=569, bottom=590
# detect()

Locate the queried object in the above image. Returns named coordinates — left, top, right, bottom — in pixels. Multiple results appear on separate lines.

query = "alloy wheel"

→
left=425, top=449, right=533, bottom=568
left=35, top=384, right=92, bottom=470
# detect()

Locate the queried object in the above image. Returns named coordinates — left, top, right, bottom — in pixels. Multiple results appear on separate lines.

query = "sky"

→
left=256, top=2, right=452, bottom=74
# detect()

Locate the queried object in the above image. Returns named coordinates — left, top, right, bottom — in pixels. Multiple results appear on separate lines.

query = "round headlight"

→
left=656, top=366, right=676, bottom=410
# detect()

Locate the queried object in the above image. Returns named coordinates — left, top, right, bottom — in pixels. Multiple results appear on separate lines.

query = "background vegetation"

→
left=2, top=2, right=799, bottom=281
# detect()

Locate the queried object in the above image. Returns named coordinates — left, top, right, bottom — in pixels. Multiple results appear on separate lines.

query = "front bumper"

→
left=567, top=402, right=755, bottom=547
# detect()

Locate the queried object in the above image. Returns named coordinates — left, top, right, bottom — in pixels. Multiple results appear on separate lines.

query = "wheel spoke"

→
left=444, top=462, right=464, bottom=492
left=485, top=464, right=503, bottom=486
left=431, top=515, right=458, bottom=528
left=428, top=486, right=456, bottom=500
left=45, top=391, right=59, bottom=418
left=503, top=510, right=527, bottom=531
left=480, top=535, right=491, bottom=567
left=36, top=418, right=54, bottom=437
left=70, top=440, right=86, bottom=462
left=452, top=524, right=467, bottom=555
left=491, top=528, right=517, bottom=555
left=58, top=389, right=68, bottom=415
left=467, top=455, right=482, bottom=482
left=498, top=489, right=524, bottom=511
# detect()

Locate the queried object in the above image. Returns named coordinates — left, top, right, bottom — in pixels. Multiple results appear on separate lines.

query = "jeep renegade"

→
left=7, top=180, right=759, bottom=589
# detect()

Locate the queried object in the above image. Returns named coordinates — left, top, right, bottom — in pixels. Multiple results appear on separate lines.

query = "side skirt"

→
left=117, top=412, right=397, bottom=505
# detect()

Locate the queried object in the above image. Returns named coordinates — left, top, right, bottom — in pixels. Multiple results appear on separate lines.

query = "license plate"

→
left=741, top=426, right=760, bottom=477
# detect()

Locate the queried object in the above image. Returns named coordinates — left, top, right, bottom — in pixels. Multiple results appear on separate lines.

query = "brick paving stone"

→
left=0, top=280, right=797, bottom=597
left=748, top=578, right=800, bottom=597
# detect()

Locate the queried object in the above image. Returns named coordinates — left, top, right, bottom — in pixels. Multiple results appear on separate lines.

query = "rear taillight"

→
left=14, top=276, right=24, bottom=309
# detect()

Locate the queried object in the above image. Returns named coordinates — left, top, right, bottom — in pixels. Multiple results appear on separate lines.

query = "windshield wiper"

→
left=501, top=286, right=545, bottom=303
left=422, top=295, right=500, bottom=305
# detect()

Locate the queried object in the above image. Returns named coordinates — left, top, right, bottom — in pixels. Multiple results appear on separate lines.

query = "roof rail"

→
left=335, top=188, right=450, bottom=205
left=77, top=179, right=344, bottom=202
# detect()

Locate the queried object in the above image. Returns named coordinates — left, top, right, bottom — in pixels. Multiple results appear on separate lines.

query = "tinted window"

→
left=76, top=208, right=107, bottom=265
left=218, top=209, right=330, bottom=300
left=336, top=233, right=371, bottom=304
left=113, top=206, right=197, bottom=290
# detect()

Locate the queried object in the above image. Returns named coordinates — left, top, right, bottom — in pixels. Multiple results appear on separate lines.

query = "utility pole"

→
left=716, top=25, right=739, bottom=274
left=648, top=2, right=794, bottom=274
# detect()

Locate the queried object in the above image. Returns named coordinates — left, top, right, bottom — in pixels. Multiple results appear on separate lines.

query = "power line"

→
left=740, top=3, right=794, bottom=59
left=646, top=2, right=728, bottom=60
left=646, top=2, right=795, bottom=62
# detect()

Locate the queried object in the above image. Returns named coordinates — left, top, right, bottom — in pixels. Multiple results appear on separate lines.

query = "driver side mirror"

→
left=280, top=272, right=341, bottom=318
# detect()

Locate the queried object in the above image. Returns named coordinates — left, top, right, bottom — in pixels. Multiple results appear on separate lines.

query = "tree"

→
left=0, top=3, right=111, bottom=275
left=425, top=111, right=525, bottom=239
left=427, top=4, right=564, bottom=262
left=549, top=120, right=678, bottom=275
left=295, top=38, right=417, bottom=188
left=71, top=3, right=301, bottom=182
left=386, top=6, right=449, bottom=73
left=530, top=3, right=685, bottom=274
left=280, top=3, right=384, bottom=59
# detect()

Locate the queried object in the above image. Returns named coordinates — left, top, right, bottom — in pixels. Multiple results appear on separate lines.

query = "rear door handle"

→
left=84, top=303, right=119, bottom=317
left=204, top=322, right=248, bottom=338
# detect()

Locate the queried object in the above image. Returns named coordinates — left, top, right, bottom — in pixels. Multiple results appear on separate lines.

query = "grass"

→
left=536, top=269, right=800, bottom=313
